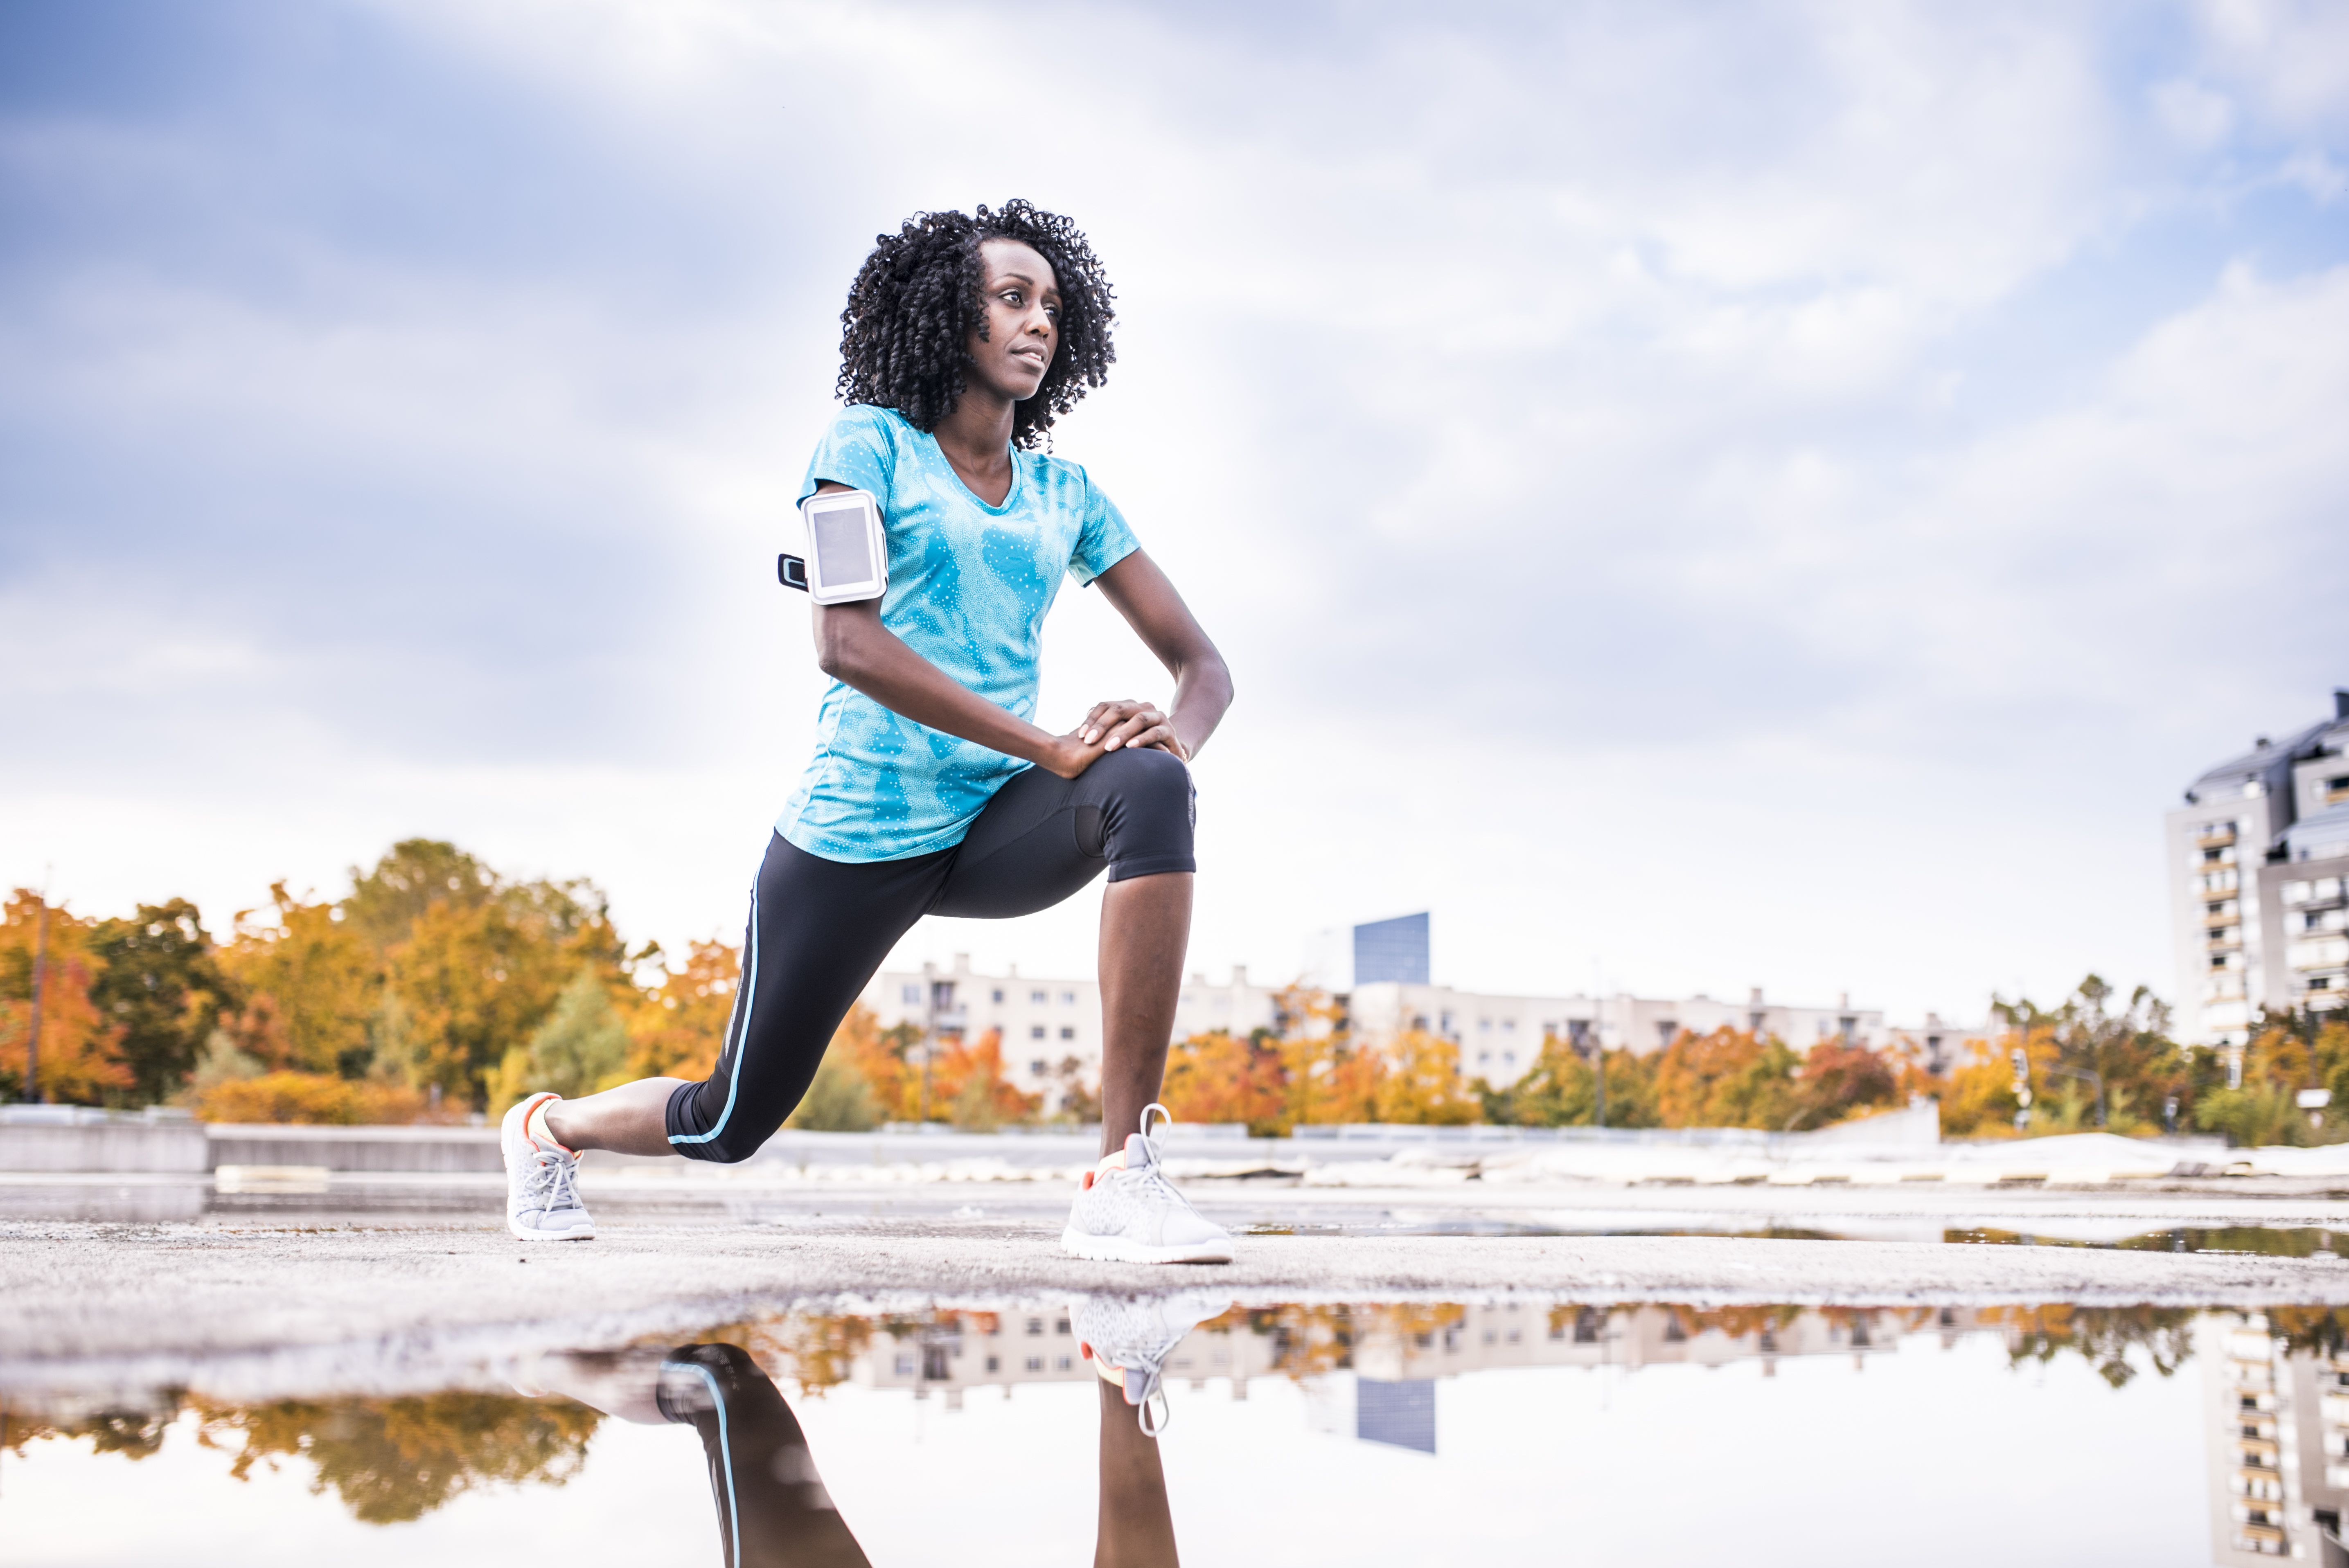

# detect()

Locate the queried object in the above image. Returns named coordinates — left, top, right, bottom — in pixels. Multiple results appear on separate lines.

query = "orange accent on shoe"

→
left=524, top=1093, right=574, bottom=1156
left=1081, top=1170, right=1095, bottom=1191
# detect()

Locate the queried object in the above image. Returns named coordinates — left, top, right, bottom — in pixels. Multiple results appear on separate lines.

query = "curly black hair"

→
left=834, top=200, right=1116, bottom=450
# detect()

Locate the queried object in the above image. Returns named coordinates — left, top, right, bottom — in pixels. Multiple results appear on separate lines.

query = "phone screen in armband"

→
left=798, top=490, right=888, bottom=605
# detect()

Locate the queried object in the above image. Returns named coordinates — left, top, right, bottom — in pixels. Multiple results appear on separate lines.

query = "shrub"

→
left=194, top=1070, right=425, bottom=1125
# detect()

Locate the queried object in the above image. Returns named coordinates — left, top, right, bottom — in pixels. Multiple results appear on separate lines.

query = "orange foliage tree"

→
left=622, top=938, right=740, bottom=1081
left=215, top=883, right=379, bottom=1075
left=1651, top=1027, right=1800, bottom=1130
left=0, top=892, right=129, bottom=1104
left=931, top=1027, right=1039, bottom=1129
left=1373, top=1028, right=1479, bottom=1125
left=1161, top=1029, right=1289, bottom=1134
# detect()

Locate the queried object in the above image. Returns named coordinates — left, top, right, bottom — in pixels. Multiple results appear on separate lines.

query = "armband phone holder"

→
left=783, top=489, right=888, bottom=604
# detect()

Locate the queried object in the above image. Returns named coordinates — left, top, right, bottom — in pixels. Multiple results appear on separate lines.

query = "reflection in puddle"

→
left=9, top=1300, right=2349, bottom=1564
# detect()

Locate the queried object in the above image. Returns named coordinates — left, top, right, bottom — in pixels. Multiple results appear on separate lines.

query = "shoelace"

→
left=521, top=1146, right=583, bottom=1213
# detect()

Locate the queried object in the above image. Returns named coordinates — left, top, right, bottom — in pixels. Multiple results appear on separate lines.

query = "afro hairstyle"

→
left=834, top=200, right=1115, bottom=450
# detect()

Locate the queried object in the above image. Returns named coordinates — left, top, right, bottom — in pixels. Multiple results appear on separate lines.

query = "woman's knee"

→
left=1086, top=745, right=1195, bottom=874
left=1091, top=745, right=1193, bottom=819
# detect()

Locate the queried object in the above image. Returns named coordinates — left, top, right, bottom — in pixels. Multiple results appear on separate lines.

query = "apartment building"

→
left=2167, top=689, right=2349, bottom=1050
left=2198, top=1312, right=2349, bottom=1563
left=1346, top=982, right=1893, bottom=1085
left=865, top=945, right=1923, bottom=1098
left=859, top=955, right=1282, bottom=1108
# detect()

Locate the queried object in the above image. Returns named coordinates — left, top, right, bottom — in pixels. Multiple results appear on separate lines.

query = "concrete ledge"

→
left=202, top=1124, right=501, bottom=1173
left=0, top=1122, right=208, bottom=1174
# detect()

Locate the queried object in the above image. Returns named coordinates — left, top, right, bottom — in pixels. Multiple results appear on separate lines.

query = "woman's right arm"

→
left=807, top=482, right=1104, bottom=779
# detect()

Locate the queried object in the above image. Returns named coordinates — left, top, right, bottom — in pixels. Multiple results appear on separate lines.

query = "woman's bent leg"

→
left=550, top=833, right=944, bottom=1164
left=934, top=746, right=1199, bottom=1154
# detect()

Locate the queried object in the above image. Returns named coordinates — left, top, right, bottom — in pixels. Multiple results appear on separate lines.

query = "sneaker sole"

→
left=1060, top=1225, right=1232, bottom=1265
left=507, top=1215, right=596, bottom=1242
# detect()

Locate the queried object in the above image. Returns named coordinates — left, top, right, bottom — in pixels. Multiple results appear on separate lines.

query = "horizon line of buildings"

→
left=861, top=908, right=1979, bottom=1106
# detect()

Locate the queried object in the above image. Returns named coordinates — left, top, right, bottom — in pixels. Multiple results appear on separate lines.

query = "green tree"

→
left=87, top=898, right=234, bottom=1105
left=787, top=1044, right=881, bottom=1131
left=485, top=965, right=630, bottom=1111
left=341, top=840, right=500, bottom=957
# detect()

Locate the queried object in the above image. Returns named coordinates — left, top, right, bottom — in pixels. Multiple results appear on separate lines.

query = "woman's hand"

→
left=1079, top=698, right=1189, bottom=761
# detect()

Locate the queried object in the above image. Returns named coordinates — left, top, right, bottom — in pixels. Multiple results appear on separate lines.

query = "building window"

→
left=895, top=1355, right=915, bottom=1376
left=992, top=988, right=1005, bottom=1003
left=1030, top=1024, right=1046, bottom=1039
left=985, top=1356, right=999, bottom=1372
left=1061, top=990, right=1078, bottom=1005
left=1025, top=1356, right=1043, bottom=1372
left=1060, top=1026, right=1075, bottom=1041
left=1031, top=989, right=1048, bottom=1004
left=902, top=984, right=922, bottom=1004
left=1026, top=1318, right=1044, bottom=1336
left=1056, top=1356, right=1073, bottom=1371
left=1030, top=1059, right=1048, bottom=1075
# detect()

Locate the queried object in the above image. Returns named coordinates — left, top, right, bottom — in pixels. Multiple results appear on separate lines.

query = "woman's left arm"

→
left=1084, top=550, right=1234, bottom=761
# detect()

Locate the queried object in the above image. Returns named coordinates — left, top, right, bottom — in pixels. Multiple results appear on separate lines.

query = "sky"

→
left=3, top=0, right=2346, bottom=1027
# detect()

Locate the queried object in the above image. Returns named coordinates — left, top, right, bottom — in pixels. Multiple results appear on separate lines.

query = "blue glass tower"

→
left=1352, top=912, right=1429, bottom=986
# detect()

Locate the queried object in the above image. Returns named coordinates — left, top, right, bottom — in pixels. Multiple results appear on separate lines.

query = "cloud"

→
left=3, top=0, right=2346, bottom=1020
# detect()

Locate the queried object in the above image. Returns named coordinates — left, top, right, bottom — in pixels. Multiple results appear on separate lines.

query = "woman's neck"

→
left=931, top=387, right=1017, bottom=502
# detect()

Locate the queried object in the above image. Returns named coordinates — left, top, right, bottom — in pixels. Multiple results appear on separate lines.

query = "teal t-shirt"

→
left=778, top=404, right=1141, bottom=862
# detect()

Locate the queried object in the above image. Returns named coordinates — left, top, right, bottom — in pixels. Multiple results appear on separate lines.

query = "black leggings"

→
left=665, top=745, right=1195, bottom=1162
left=659, top=1343, right=870, bottom=1568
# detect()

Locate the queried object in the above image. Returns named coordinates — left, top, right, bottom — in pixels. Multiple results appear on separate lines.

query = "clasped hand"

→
left=1046, top=698, right=1186, bottom=777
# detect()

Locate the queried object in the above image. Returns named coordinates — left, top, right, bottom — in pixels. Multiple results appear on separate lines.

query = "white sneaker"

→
left=1073, top=1291, right=1234, bottom=1434
left=1061, top=1103, right=1233, bottom=1264
left=502, top=1092, right=595, bottom=1242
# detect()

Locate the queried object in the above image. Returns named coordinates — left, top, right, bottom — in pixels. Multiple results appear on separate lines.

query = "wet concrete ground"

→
left=9, top=1166, right=2349, bottom=1404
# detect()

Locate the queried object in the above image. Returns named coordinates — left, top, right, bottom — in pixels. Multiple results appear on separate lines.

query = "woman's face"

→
left=965, top=237, right=1060, bottom=405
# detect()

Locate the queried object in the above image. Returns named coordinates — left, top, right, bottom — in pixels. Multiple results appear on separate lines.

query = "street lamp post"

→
left=23, top=894, right=49, bottom=1106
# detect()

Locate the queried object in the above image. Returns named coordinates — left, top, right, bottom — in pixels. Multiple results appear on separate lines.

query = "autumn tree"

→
left=0, top=891, right=128, bottom=1103
left=1488, top=1033, right=1689, bottom=1130
left=1271, top=985, right=1385, bottom=1126
left=1651, top=1027, right=1800, bottom=1130
left=86, top=898, right=236, bottom=1105
left=376, top=860, right=624, bottom=1109
left=622, top=938, right=740, bottom=1081
left=933, top=1027, right=1039, bottom=1129
left=485, top=966, right=631, bottom=1111
left=1373, top=1028, right=1480, bottom=1125
left=1162, top=1029, right=1290, bottom=1134
left=214, top=884, right=379, bottom=1076
left=1783, top=1039, right=1901, bottom=1129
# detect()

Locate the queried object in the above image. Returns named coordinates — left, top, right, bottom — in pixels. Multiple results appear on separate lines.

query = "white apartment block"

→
left=860, top=955, right=1283, bottom=1108
left=863, top=954, right=1920, bottom=1098
left=2167, top=689, right=2349, bottom=1051
left=2198, top=1312, right=2349, bottom=1563
left=1346, top=982, right=1894, bottom=1085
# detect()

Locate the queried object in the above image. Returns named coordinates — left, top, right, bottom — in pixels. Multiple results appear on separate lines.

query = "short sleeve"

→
left=798, top=406, right=896, bottom=505
left=1067, top=469, right=1141, bottom=586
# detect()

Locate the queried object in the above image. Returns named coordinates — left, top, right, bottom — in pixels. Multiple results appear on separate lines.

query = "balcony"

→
left=2200, top=826, right=2239, bottom=849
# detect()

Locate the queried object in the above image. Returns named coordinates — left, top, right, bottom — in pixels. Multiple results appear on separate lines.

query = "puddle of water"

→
left=1243, top=1218, right=2349, bottom=1256
left=7, top=1299, right=2348, bottom=1566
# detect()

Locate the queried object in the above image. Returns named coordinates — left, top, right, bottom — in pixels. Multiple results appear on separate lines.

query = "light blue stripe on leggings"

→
left=678, top=1362, right=741, bottom=1568
left=669, top=880, right=758, bottom=1147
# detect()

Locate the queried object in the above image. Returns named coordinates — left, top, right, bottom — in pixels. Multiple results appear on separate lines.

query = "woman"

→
left=499, top=201, right=1235, bottom=1265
